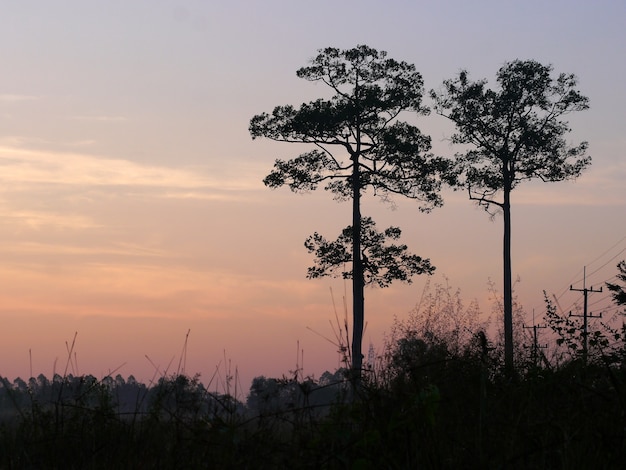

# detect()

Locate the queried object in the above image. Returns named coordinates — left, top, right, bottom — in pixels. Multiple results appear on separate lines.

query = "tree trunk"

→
left=503, top=178, right=514, bottom=376
left=351, top=154, right=364, bottom=387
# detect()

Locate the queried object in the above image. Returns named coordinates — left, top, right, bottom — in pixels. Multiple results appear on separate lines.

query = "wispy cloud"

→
left=0, top=135, right=97, bottom=149
left=66, top=140, right=98, bottom=147
left=0, top=94, right=39, bottom=102
left=158, top=191, right=256, bottom=202
left=68, top=115, right=128, bottom=122
left=0, top=208, right=101, bottom=231
left=1, top=241, right=171, bottom=259
left=0, top=146, right=261, bottom=193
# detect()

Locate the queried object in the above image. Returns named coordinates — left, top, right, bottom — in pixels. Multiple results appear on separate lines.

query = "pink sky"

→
left=1, top=1, right=624, bottom=395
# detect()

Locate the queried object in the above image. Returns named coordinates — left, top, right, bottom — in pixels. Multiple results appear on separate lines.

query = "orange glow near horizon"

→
left=0, top=2, right=625, bottom=394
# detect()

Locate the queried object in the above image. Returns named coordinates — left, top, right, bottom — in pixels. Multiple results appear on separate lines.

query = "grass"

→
left=1, top=282, right=625, bottom=468
left=1, top=339, right=624, bottom=468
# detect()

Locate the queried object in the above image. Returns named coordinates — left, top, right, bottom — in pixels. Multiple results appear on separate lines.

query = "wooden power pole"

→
left=569, top=266, right=602, bottom=365
left=524, top=309, right=547, bottom=368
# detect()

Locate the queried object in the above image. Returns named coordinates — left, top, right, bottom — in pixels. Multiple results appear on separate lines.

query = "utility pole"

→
left=523, top=309, right=547, bottom=368
left=569, top=266, right=602, bottom=365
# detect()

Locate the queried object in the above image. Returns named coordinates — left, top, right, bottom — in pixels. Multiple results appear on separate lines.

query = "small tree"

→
left=393, top=279, right=483, bottom=352
left=250, top=45, right=444, bottom=382
left=432, top=60, right=591, bottom=375
left=607, top=260, right=626, bottom=309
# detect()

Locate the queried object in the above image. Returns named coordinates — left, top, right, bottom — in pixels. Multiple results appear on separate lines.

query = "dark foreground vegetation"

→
left=1, top=348, right=624, bottom=468
left=1, top=277, right=625, bottom=469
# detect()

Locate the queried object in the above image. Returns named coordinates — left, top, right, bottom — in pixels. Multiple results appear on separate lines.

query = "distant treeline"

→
left=0, top=369, right=349, bottom=419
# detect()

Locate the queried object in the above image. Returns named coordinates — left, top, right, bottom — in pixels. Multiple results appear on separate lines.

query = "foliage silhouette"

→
left=250, top=45, right=445, bottom=382
left=544, top=262, right=626, bottom=369
left=305, top=216, right=434, bottom=288
left=432, top=60, right=591, bottom=375
left=606, top=260, right=626, bottom=308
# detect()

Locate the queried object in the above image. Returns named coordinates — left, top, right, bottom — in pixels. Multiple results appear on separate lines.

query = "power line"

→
left=586, top=247, right=626, bottom=279
left=586, top=235, right=626, bottom=270
left=547, top=235, right=626, bottom=309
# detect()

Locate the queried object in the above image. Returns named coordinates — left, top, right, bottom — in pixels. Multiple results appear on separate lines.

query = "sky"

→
left=1, top=0, right=624, bottom=394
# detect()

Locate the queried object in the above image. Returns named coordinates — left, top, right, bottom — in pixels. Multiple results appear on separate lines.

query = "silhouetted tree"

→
left=386, top=278, right=483, bottom=357
left=432, top=60, right=590, bottom=375
left=36, top=373, right=49, bottom=389
left=250, top=45, right=444, bottom=382
left=607, top=260, right=626, bottom=308
left=13, top=377, right=27, bottom=393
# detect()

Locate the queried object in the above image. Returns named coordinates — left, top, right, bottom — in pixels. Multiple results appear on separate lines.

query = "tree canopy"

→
left=432, top=59, right=591, bottom=374
left=250, top=45, right=443, bottom=382
left=432, top=59, right=590, bottom=205
left=250, top=45, right=445, bottom=208
left=305, top=216, right=434, bottom=288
